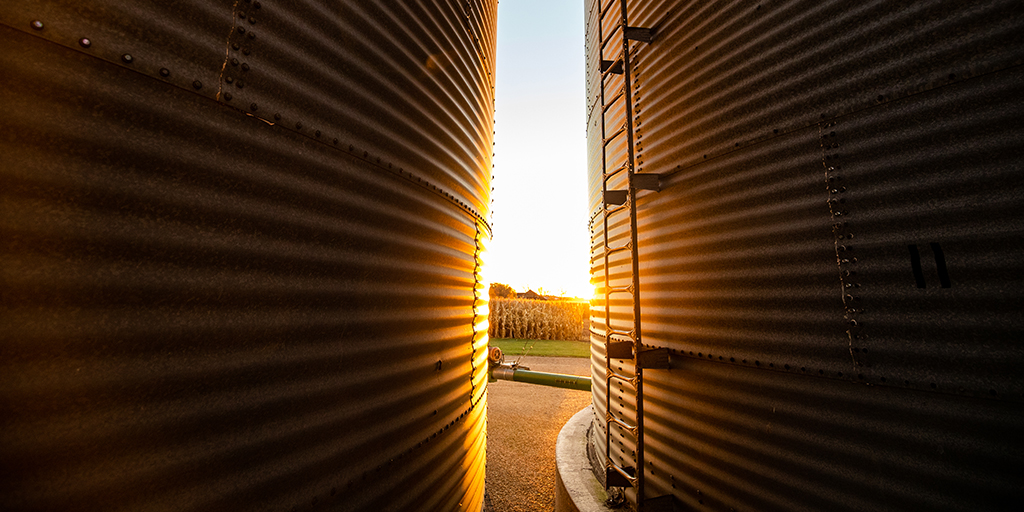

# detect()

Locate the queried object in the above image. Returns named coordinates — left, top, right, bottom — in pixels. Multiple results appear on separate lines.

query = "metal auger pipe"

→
left=487, top=346, right=592, bottom=392
left=490, top=365, right=592, bottom=392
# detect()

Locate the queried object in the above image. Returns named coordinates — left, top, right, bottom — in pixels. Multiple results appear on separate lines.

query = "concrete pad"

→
left=554, top=405, right=618, bottom=512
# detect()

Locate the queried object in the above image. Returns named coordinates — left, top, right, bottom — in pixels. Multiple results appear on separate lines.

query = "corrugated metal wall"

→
left=0, top=1, right=495, bottom=511
left=587, top=0, right=1024, bottom=509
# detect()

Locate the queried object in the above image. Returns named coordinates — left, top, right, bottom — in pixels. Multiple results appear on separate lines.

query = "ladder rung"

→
left=603, top=190, right=627, bottom=205
left=607, top=369, right=637, bottom=385
left=604, top=242, right=631, bottom=255
left=603, top=91, right=624, bottom=112
left=603, top=126, right=625, bottom=145
left=600, top=59, right=623, bottom=76
left=624, top=26, right=654, bottom=43
left=598, top=0, right=616, bottom=18
left=607, top=414, right=638, bottom=434
left=606, top=463, right=637, bottom=487
left=600, top=27, right=618, bottom=50
left=606, top=284, right=633, bottom=295
left=602, top=162, right=627, bottom=181
left=606, top=328, right=634, bottom=339
left=603, top=203, right=628, bottom=218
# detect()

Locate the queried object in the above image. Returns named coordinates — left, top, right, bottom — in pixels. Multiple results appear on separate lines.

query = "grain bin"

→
left=0, top=1, right=495, bottom=510
left=586, top=0, right=1024, bottom=510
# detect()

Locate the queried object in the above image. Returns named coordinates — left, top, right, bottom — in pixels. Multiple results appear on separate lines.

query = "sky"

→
left=486, top=0, right=591, bottom=298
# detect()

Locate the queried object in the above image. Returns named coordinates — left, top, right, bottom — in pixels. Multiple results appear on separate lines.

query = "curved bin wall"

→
left=586, top=0, right=1024, bottom=510
left=0, top=1, right=495, bottom=511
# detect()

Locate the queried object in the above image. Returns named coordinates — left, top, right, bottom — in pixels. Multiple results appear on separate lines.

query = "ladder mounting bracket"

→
left=624, top=26, right=654, bottom=43
left=604, top=190, right=628, bottom=205
left=607, top=341, right=633, bottom=359
left=638, top=348, right=671, bottom=369
left=634, top=173, right=661, bottom=191
left=600, top=59, right=624, bottom=75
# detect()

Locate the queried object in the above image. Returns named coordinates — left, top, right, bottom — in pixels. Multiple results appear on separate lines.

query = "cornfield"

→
left=487, top=298, right=590, bottom=341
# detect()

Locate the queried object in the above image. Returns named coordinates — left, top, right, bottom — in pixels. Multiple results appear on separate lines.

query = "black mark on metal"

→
left=909, top=244, right=926, bottom=288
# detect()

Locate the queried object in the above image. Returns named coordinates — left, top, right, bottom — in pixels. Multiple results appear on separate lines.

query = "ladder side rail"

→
left=616, top=0, right=645, bottom=507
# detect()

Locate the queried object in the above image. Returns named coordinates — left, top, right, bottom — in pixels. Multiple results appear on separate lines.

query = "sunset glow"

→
left=486, top=0, right=590, bottom=299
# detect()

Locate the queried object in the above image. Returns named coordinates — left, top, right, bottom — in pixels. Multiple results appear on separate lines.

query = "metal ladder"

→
left=595, top=0, right=665, bottom=509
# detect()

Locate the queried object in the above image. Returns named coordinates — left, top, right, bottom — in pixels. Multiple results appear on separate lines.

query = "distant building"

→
left=516, top=289, right=544, bottom=300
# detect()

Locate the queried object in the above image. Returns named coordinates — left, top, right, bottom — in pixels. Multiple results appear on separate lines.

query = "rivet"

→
left=237, top=26, right=246, bottom=34
left=121, top=54, right=133, bottom=63
left=224, top=92, right=232, bottom=101
left=254, top=1, right=262, bottom=8
left=333, top=138, right=338, bottom=144
left=243, top=47, right=251, bottom=55
left=296, top=122, right=303, bottom=129
left=31, top=20, right=44, bottom=30
left=192, top=80, right=203, bottom=89
left=250, top=102, right=258, bottom=111
left=241, top=63, right=250, bottom=72
left=239, top=11, right=246, bottom=18
left=232, top=42, right=240, bottom=51
left=249, top=16, right=256, bottom=24
left=79, top=38, right=92, bottom=48
left=274, top=113, right=281, bottom=121
left=315, top=130, right=321, bottom=137
left=225, top=76, right=234, bottom=84
left=248, top=32, right=256, bottom=40
left=159, top=68, right=170, bottom=77
left=236, top=80, right=244, bottom=88
left=231, top=58, right=239, bottom=66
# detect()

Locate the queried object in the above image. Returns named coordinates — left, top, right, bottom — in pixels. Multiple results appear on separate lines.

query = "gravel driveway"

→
left=484, top=356, right=592, bottom=512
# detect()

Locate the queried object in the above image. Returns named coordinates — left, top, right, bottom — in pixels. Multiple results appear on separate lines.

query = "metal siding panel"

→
left=588, top=0, right=1024, bottom=509
left=638, top=126, right=848, bottom=371
left=1, top=0, right=495, bottom=510
left=643, top=360, right=1024, bottom=512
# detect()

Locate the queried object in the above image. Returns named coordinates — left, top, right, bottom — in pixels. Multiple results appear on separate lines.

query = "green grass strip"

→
left=490, top=338, right=590, bottom=358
